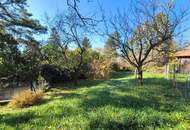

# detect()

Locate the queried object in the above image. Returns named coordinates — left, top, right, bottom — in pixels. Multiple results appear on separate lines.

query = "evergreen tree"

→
left=48, top=28, right=61, bottom=47
left=82, top=37, right=91, bottom=49
left=0, top=0, right=46, bottom=45
left=21, top=39, right=42, bottom=91
left=0, top=43, right=22, bottom=87
left=0, top=0, right=46, bottom=89
left=104, top=33, right=118, bottom=58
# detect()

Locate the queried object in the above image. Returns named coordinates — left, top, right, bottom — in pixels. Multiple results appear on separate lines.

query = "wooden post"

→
left=173, top=64, right=176, bottom=88
left=165, top=64, right=169, bottom=79
left=134, top=68, right=138, bottom=80
left=179, top=59, right=181, bottom=73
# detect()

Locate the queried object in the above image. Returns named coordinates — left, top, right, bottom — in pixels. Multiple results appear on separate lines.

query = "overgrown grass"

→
left=0, top=72, right=190, bottom=130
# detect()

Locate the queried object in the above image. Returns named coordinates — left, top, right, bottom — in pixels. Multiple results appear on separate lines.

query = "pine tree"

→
left=82, top=37, right=91, bottom=49
left=0, top=1, right=46, bottom=89
left=104, top=33, right=118, bottom=58
left=48, top=28, right=61, bottom=47
left=0, top=0, right=46, bottom=45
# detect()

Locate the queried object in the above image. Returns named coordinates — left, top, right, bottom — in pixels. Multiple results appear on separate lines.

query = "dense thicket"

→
left=0, top=0, right=45, bottom=89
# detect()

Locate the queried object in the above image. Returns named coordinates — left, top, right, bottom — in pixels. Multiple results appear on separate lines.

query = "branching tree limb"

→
left=102, top=0, right=190, bottom=85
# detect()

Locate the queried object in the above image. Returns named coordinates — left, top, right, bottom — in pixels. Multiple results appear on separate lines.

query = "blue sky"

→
left=27, top=0, right=190, bottom=48
left=27, top=0, right=131, bottom=48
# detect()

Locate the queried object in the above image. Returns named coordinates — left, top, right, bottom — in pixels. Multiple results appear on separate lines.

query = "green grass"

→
left=0, top=72, right=190, bottom=130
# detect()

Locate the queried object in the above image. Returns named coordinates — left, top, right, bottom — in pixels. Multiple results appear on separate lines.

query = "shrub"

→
left=8, top=90, right=44, bottom=108
left=144, top=65, right=165, bottom=73
left=89, top=58, right=112, bottom=80
left=41, top=64, right=89, bottom=85
left=41, top=64, right=72, bottom=85
left=111, top=62, right=120, bottom=71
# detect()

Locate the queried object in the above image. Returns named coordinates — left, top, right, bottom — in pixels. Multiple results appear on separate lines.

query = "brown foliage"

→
left=8, top=90, right=44, bottom=108
left=89, top=58, right=112, bottom=80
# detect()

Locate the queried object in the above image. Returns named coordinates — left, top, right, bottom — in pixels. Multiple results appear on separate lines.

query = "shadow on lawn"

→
left=82, top=89, right=161, bottom=110
left=0, top=111, right=36, bottom=127
left=81, top=77, right=188, bottom=113
left=52, top=71, right=131, bottom=90
left=176, top=81, right=190, bottom=98
left=48, top=91, right=82, bottom=100
left=81, top=81, right=182, bottom=130
left=48, top=72, right=133, bottom=100
left=111, top=71, right=133, bottom=79
left=0, top=105, right=81, bottom=128
left=0, top=74, right=188, bottom=129
left=54, top=79, right=106, bottom=90
left=51, top=73, right=188, bottom=113
left=104, top=77, right=172, bottom=94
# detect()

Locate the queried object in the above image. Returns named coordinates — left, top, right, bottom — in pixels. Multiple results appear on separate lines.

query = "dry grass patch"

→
left=8, top=90, right=44, bottom=108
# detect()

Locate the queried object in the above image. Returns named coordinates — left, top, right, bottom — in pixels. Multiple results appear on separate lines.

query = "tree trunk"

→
left=73, top=69, right=78, bottom=85
left=30, top=81, right=36, bottom=92
left=74, top=76, right=78, bottom=85
left=137, top=66, right=143, bottom=85
left=173, top=64, right=176, bottom=88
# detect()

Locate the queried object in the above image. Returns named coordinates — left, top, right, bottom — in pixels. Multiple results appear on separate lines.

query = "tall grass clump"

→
left=8, top=90, right=44, bottom=108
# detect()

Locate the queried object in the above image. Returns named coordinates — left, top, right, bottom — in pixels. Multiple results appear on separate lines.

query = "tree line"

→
left=0, top=0, right=189, bottom=89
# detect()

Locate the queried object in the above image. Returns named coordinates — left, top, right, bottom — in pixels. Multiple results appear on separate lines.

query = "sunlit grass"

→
left=0, top=72, right=190, bottom=130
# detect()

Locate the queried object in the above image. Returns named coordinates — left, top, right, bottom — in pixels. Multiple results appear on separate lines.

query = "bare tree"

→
left=44, top=7, right=97, bottom=84
left=102, top=0, right=190, bottom=85
left=66, top=0, right=98, bottom=26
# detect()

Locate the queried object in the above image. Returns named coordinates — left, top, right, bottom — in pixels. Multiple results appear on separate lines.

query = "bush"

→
left=89, top=58, right=112, bottom=80
left=8, top=90, right=44, bottom=108
left=144, top=65, right=165, bottom=73
left=41, top=64, right=72, bottom=85
left=111, top=62, right=120, bottom=71
left=41, top=64, right=89, bottom=85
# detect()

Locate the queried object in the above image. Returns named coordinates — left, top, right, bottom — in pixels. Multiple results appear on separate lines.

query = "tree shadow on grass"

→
left=82, top=88, right=162, bottom=112
left=89, top=113, right=178, bottom=130
left=53, top=79, right=107, bottom=90
left=52, top=71, right=133, bottom=90
left=0, top=111, right=36, bottom=127
left=104, top=77, right=172, bottom=95
left=176, top=81, right=190, bottom=99
left=0, top=104, right=83, bottom=128
left=49, top=75, right=188, bottom=113
left=82, top=85, right=181, bottom=129
left=111, top=71, right=133, bottom=79
left=0, top=74, right=188, bottom=129
left=81, top=77, right=188, bottom=113
left=47, top=91, right=83, bottom=100
left=48, top=74, right=189, bottom=113
left=126, top=77, right=172, bottom=87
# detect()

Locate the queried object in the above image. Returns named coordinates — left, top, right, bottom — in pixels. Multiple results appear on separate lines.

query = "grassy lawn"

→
left=0, top=72, right=190, bottom=130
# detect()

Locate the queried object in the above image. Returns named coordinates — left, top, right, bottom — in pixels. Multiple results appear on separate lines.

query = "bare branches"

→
left=66, top=0, right=99, bottom=27
left=101, top=0, right=190, bottom=84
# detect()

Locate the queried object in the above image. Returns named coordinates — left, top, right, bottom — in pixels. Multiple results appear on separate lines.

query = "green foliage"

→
left=104, top=33, right=118, bottom=58
left=0, top=40, right=42, bottom=88
left=151, top=40, right=177, bottom=66
left=41, top=44, right=86, bottom=71
left=82, top=37, right=91, bottom=49
left=0, top=44, right=20, bottom=78
left=111, top=62, right=120, bottom=71
left=0, top=0, right=46, bottom=88
left=0, top=0, right=46, bottom=45
left=0, top=72, right=189, bottom=129
left=41, top=41, right=112, bottom=82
